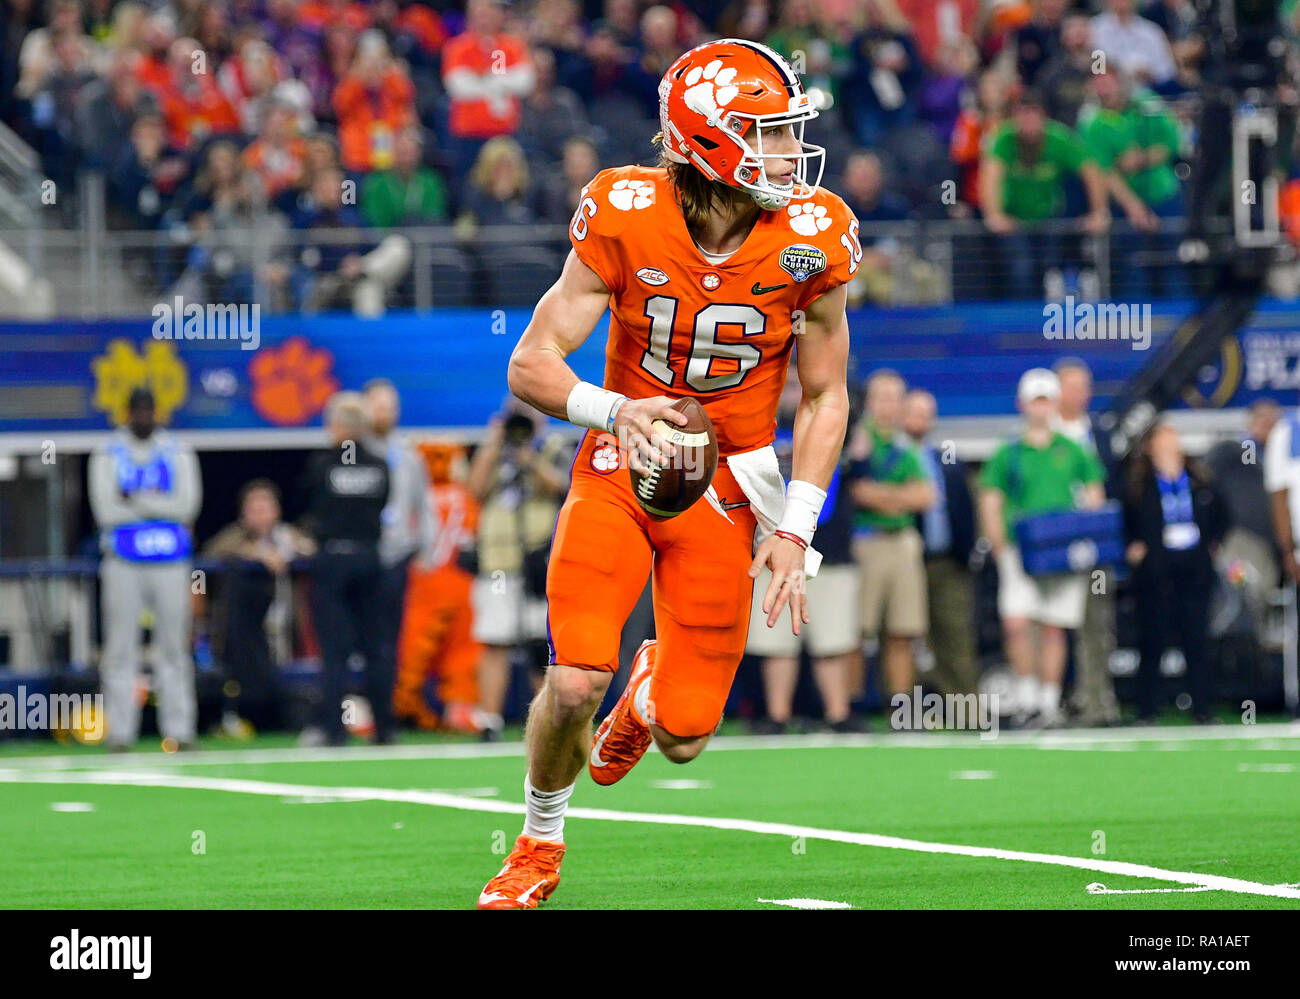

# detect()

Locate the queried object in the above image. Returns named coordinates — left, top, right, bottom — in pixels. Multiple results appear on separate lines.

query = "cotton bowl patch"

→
left=779, top=244, right=827, bottom=283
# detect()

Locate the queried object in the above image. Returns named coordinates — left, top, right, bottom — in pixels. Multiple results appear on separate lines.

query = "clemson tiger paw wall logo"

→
left=91, top=339, right=189, bottom=426
left=249, top=336, right=340, bottom=426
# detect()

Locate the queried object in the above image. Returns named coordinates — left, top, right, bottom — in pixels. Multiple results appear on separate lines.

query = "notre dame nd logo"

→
left=91, top=339, right=188, bottom=426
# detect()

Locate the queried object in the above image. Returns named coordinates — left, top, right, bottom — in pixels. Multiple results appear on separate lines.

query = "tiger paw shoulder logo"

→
left=590, top=439, right=621, bottom=474
left=249, top=336, right=339, bottom=426
left=91, top=338, right=188, bottom=426
left=700, top=272, right=722, bottom=291
left=788, top=202, right=833, bottom=236
left=608, top=178, right=655, bottom=211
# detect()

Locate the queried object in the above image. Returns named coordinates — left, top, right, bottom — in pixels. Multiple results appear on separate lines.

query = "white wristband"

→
left=776, top=479, right=827, bottom=545
left=566, top=381, right=628, bottom=433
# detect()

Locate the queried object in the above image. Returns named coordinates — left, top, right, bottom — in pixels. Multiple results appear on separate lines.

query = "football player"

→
left=478, top=38, right=860, bottom=909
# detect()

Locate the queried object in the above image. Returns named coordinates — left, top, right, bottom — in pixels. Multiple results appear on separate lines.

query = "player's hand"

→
left=613, top=396, right=688, bottom=476
left=748, top=534, right=808, bottom=636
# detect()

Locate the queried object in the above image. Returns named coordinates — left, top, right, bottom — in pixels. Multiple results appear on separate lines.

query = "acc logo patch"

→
left=590, top=441, right=621, bottom=474
left=636, top=266, right=670, bottom=286
left=778, top=244, right=828, bottom=283
left=700, top=272, right=722, bottom=291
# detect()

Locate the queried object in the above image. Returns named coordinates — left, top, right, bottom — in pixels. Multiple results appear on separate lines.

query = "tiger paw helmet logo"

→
left=609, top=179, right=655, bottom=211
left=91, top=339, right=188, bottom=426
left=249, top=336, right=339, bottom=426
left=682, top=59, right=739, bottom=123
left=788, top=202, right=832, bottom=236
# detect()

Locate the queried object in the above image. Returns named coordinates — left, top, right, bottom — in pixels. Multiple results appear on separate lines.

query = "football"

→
left=629, top=397, right=718, bottom=519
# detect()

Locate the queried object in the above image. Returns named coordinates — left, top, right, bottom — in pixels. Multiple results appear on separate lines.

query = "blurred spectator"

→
left=133, top=12, right=176, bottom=93
left=395, top=442, right=482, bottom=733
left=365, top=378, right=436, bottom=745
left=153, top=36, right=240, bottom=152
left=1078, top=67, right=1184, bottom=299
left=15, top=0, right=88, bottom=103
left=89, top=386, right=202, bottom=751
left=28, top=27, right=96, bottom=186
left=106, top=109, right=190, bottom=230
left=896, top=0, right=980, bottom=68
left=515, top=45, right=589, bottom=165
left=637, top=4, right=682, bottom=86
left=1091, top=0, right=1177, bottom=93
left=242, top=98, right=307, bottom=202
left=902, top=389, right=978, bottom=698
left=442, top=0, right=535, bottom=178
left=332, top=31, right=415, bottom=173
left=1207, top=400, right=1282, bottom=618
left=1123, top=419, right=1228, bottom=723
left=360, top=127, right=449, bottom=227
left=848, top=371, right=934, bottom=699
left=175, top=139, right=287, bottom=305
left=76, top=47, right=157, bottom=171
left=299, top=391, right=391, bottom=747
left=537, top=135, right=599, bottom=224
left=1142, top=0, right=1197, bottom=43
left=1005, top=0, right=1068, bottom=87
left=465, top=402, right=571, bottom=741
left=918, top=37, right=977, bottom=145
left=842, top=0, right=924, bottom=147
left=1052, top=358, right=1121, bottom=727
left=840, top=151, right=909, bottom=303
left=1037, top=11, right=1096, bottom=127
left=463, top=136, right=536, bottom=226
left=979, top=368, right=1105, bottom=727
left=747, top=385, right=863, bottom=734
left=980, top=90, right=1116, bottom=299
left=949, top=67, right=1012, bottom=214
left=194, top=0, right=233, bottom=67
left=261, top=0, right=333, bottom=109
left=203, top=478, right=316, bottom=735
left=218, top=37, right=287, bottom=135
left=278, top=165, right=411, bottom=315
left=765, top=0, right=850, bottom=107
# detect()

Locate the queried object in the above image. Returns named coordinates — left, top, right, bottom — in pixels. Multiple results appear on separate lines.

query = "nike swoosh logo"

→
left=590, top=724, right=614, bottom=767
left=751, top=281, right=788, bottom=295
left=517, top=878, right=548, bottom=904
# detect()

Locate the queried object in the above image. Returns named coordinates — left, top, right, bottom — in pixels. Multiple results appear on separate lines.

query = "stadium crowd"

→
left=5, top=0, right=1294, bottom=309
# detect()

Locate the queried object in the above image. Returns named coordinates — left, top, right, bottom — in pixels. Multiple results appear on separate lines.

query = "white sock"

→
left=1013, top=674, right=1038, bottom=713
left=1040, top=683, right=1062, bottom=716
left=522, top=775, right=574, bottom=844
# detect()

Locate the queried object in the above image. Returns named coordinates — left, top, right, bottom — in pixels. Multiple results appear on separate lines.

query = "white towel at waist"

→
left=719, top=444, right=823, bottom=578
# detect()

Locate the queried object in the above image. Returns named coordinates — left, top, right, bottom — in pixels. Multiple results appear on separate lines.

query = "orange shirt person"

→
left=333, top=38, right=416, bottom=172
left=441, top=0, right=534, bottom=140
left=478, top=38, right=858, bottom=909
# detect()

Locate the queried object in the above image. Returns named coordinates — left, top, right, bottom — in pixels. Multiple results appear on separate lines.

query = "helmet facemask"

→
left=726, top=106, right=825, bottom=210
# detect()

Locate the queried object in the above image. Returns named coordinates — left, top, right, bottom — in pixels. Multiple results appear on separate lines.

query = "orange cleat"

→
left=588, top=639, right=655, bottom=786
left=477, top=834, right=566, bottom=910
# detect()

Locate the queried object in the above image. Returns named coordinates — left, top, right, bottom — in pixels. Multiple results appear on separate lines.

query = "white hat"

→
left=1017, top=367, right=1060, bottom=403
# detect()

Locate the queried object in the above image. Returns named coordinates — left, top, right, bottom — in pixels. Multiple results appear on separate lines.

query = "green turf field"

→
left=2, top=725, right=1299, bottom=909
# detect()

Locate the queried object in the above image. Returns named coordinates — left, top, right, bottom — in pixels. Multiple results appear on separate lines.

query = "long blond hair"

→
left=652, top=131, right=755, bottom=234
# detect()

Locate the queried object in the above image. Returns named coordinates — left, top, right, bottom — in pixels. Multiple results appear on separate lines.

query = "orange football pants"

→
left=546, top=432, right=758, bottom=738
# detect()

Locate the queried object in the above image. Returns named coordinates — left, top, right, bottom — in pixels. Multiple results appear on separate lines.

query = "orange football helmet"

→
left=658, top=38, right=824, bottom=210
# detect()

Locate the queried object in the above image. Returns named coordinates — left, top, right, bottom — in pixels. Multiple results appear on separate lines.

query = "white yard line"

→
left=3, top=767, right=1298, bottom=902
left=2, top=722, right=1299, bottom=771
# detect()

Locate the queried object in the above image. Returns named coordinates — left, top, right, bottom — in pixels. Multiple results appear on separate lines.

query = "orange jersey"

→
left=569, top=165, right=859, bottom=456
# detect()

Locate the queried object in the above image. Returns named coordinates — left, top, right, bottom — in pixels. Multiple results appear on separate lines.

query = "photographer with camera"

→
left=465, top=401, right=572, bottom=740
